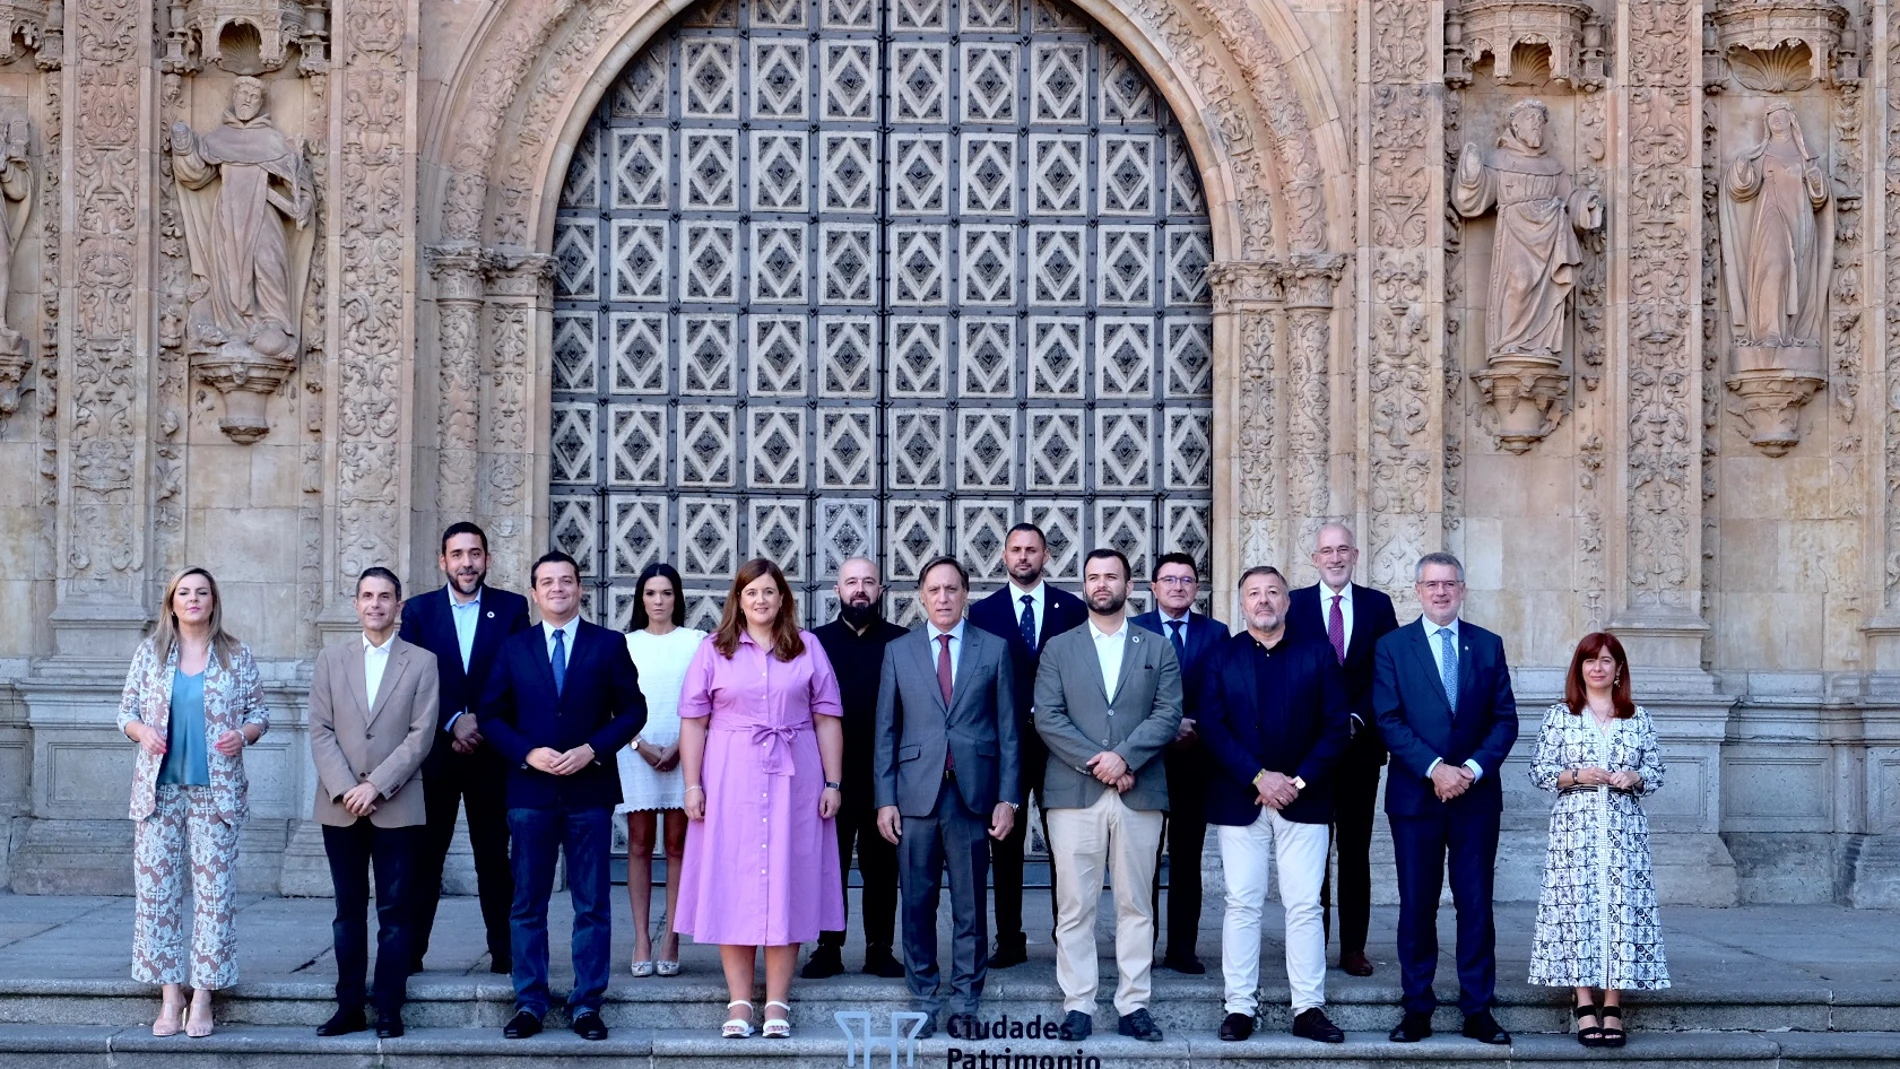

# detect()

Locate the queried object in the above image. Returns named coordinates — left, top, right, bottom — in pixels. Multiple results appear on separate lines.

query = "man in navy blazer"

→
left=1285, top=523, right=1399, bottom=977
left=1129, top=551, right=1229, bottom=973
left=480, top=551, right=646, bottom=1042
left=1198, top=565, right=1350, bottom=1044
left=398, top=521, right=531, bottom=975
left=967, top=522, right=1088, bottom=968
left=1374, top=551, right=1518, bottom=1046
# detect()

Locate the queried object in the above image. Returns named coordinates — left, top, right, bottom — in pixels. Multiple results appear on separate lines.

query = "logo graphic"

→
left=836, top=1010, right=931, bottom=1068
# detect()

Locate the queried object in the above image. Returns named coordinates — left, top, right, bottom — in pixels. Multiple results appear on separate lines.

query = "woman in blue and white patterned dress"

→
left=1528, top=631, right=1668, bottom=1048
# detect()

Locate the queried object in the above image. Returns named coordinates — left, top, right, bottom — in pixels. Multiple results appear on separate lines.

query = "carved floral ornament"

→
left=1447, top=0, right=1605, bottom=92
left=162, top=0, right=331, bottom=76
left=1705, top=0, right=1856, bottom=92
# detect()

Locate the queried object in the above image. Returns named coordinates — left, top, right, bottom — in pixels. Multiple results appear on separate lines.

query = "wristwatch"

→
left=1291, top=776, right=1307, bottom=792
left=1004, top=801, right=1020, bottom=812
left=824, top=780, right=842, bottom=790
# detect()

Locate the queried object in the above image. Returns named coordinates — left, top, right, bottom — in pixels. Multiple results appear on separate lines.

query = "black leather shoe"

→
left=1389, top=1010, right=1434, bottom=1042
left=406, top=960, right=424, bottom=976
left=316, top=1007, right=367, bottom=1037
left=1463, top=1010, right=1509, bottom=1045
left=1058, top=1010, right=1092, bottom=1041
left=1292, top=1007, right=1344, bottom=1043
left=1218, top=1012, right=1253, bottom=1041
left=375, top=1011, right=405, bottom=1039
left=1161, top=955, right=1206, bottom=975
left=989, top=935, right=1028, bottom=969
left=863, top=947, right=907, bottom=979
left=801, top=945, right=844, bottom=979
left=1117, top=1009, right=1163, bottom=1042
left=911, top=1013, right=938, bottom=1040
left=489, top=957, right=512, bottom=975
left=502, top=1010, right=543, bottom=1039
left=572, top=1011, right=609, bottom=1041
left=1340, top=950, right=1375, bottom=977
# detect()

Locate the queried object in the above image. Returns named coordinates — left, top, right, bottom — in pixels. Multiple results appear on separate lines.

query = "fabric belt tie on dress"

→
left=745, top=724, right=808, bottom=775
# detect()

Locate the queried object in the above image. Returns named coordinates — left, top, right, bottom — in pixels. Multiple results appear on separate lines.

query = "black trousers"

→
left=899, top=778, right=992, bottom=1014
left=1391, top=804, right=1501, bottom=1015
left=323, top=821, right=422, bottom=1014
left=1322, top=751, right=1384, bottom=955
left=990, top=748, right=1053, bottom=943
left=412, top=750, right=514, bottom=966
left=819, top=801, right=899, bottom=952
left=1150, top=750, right=1207, bottom=961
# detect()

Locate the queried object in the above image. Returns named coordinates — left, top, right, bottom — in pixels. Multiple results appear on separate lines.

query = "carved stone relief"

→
left=1454, top=98, right=1604, bottom=452
left=0, top=119, right=33, bottom=415
left=173, top=77, right=316, bottom=442
left=1706, top=0, right=1847, bottom=93
left=1447, top=0, right=1604, bottom=91
left=1717, top=102, right=1829, bottom=454
left=169, top=0, right=326, bottom=74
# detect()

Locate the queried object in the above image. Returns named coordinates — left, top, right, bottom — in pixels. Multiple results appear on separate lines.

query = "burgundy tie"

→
left=937, top=634, right=955, bottom=771
left=1328, top=593, right=1346, bottom=665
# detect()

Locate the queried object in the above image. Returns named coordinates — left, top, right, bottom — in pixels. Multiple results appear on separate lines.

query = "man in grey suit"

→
left=875, top=556, right=1021, bottom=1038
left=1034, top=548, right=1183, bottom=1043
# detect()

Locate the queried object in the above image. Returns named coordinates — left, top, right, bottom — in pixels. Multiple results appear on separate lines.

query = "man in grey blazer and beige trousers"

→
left=1034, top=548, right=1183, bottom=1044
left=875, top=556, right=1020, bottom=1038
left=309, top=567, right=440, bottom=1039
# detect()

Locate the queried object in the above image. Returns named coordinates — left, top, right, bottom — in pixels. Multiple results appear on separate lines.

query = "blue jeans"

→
left=507, top=805, right=613, bottom=1016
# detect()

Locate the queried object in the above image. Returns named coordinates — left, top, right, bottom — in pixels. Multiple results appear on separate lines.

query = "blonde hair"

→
left=153, top=566, right=239, bottom=671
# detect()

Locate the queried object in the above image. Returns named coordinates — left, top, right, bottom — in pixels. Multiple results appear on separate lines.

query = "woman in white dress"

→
left=1528, top=631, right=1668, bottom=1048
left=619, top=562, right=704, bottom=977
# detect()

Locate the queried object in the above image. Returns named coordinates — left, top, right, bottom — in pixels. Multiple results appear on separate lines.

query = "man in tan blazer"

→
left=309, top=567, right=439, bottom=1039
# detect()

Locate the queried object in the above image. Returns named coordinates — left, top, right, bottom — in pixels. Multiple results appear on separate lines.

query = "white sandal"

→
left=722, top=1000, right=755, bottom=1039
left=763, top=1000, right=792, bottom=1039
left=630, top=959, right=655, bottom=978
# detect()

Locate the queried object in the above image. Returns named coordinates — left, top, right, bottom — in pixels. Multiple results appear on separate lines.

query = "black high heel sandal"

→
left=1573, top=1000, right=1604, bottom=1047
left=1599, top=1006, right=1626, bottom=1047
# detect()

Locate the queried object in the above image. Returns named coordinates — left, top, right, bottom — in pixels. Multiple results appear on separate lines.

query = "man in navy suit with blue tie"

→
left=399, top=521, right=531, bottom=975
left=1130, top=551, right=1228, bottom=973
left=967, top=522, right=1087, bottom=967
left=1374, top=551, right=1517, bottom=1046
left=1285, top=523, right=1398, bottom=977
left=480, top=551, right=646, bottom=1042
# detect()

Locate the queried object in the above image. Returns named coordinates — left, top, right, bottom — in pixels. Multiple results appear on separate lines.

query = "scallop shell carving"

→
left=1727, top=41, right=1818, bottom=93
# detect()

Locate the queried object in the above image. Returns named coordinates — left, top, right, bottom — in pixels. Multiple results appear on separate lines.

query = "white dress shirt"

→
left=363, top=633, right=394, bottom=710
left=543, top=616, right=580, bottom=672
left=926, top=619, right=966, bottom=684
left=1009, top=579, right=1046, bottom=643
left=1318, top=581, right=1354, bottom=652
left=1089, top=619, right=1128, bottom=703
left=1422, top=617, right=1484, bottom=781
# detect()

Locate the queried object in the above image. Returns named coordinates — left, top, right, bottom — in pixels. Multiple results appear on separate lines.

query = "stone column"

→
left=1610, top=0, right=1711, bottom=671
left=427, top=244, right=491, bottom=546
left=1358, top=0, right=1444, bottom=597
left=1209, top=260, right=1284, bottom=619
left=1284, top=253, right=1346, bottom=586
left=480, top=253, right=554, bottom=597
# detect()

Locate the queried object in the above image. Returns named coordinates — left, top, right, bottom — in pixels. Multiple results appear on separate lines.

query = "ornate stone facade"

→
left=0, top=0, right=1898, bottom=907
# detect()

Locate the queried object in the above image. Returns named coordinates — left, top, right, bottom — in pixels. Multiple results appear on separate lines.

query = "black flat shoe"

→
left=1388, top=1010, right=1433, bottom=1042
left=502, top=1009, right=543, bottom=1039
left=375, top=1011, right=404, bottom=1039
left=315, top=1008, right=366, bottom=1037
left=1117, top=1008, right=1163, bottom=1042
left=1292, top=1007, right=1344, bottom=1043
left=1463, top=1010, right=1510, bottom=1045
left=1160, top=955, right=1206, bottom=974
left=989, top=936, right=1028, bottom=969
left=801, top=945, right=844, bottom=979
left=1574, top=1001, right=1604, bottom=1047
left=1600, top=1006, right=1626, bottom=1048
left=863, top=948, right=907, bottom=979
left=1058, top=1010, right=1092, bottom=1041
left=571, top=1011, right=609, bottom=1041
left=1218, top=1012, right=1253, bottom=1041
left=489, top=957, right=512, bottom=975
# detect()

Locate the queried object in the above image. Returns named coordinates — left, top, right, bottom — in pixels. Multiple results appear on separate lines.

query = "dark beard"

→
left=839, top=599, right=882, bottom=629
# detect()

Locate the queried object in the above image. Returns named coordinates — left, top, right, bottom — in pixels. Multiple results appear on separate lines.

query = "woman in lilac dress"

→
left=677, top=558, right=845, bottom=1039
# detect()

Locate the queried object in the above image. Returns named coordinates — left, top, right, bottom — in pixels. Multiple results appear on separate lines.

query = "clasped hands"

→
left=634, top=738, right=681, bottom=773
left=340, top=781, right=381, bottom=818
left=450, top=712, right=483, bottom=755
left=1430, top=761, right=1475, bottom=801
left=1570, top=765, right=1640, bottom=791
left=1254, top=769, right=1298, bottom=809
left=1087, top=751, right=1134, bottom=793
left=526, top=743, right=597, bottom=776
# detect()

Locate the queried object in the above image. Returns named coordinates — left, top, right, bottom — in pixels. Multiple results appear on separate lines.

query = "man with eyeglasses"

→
left=1374, top=551, right=1518, bottom=1047
left=1130, top=552, right=1228, bottom=973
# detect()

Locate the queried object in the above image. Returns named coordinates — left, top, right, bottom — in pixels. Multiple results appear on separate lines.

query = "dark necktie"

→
left=1018, top=594, right=1037, bottom=651
left=551, top=627, right=567, bottom=698
left=1437, top=626, right=1458, bottom=716
left=1167, top=619, right=1186, bottom=663
left=1328, top=593, right=1346, bottom=665
left=938, top=634, right=955, bottom=772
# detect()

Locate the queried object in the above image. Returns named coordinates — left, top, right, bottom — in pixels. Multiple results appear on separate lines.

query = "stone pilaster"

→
left=1208, top=259, right=1283, bottom=617
left=480, top=253, right=554, bottom=595
left=1284, top=253, right=1346, bottom=587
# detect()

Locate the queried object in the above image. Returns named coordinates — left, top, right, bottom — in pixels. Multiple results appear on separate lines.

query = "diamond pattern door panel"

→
left=552, top=0, right=1214, bottom=628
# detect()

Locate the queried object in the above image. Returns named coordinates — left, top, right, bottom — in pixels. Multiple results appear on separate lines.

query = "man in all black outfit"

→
left=967, top=522, right=1088, bottom=968
left=398, top=521, right=531, bottom=974
left=1285, top=522, right=1399, bottom=977
left=805, top=556, right=909, bottom=980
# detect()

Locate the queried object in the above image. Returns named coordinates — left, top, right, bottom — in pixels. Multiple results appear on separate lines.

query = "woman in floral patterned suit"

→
left=1527, top=631, right=1668, bottom=1048
left=117, top=567, right=269, bottom=1038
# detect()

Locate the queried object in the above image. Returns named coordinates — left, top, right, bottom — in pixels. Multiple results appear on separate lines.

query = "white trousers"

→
left=1218, top=807, right=1329, bottom=1015
left=1046, top=789, right=1166, bottom=1015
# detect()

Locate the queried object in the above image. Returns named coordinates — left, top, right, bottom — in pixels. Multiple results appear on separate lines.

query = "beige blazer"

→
left=117, top=637, right=270, bottom=825
left=308, top=636, right=439, bottom=828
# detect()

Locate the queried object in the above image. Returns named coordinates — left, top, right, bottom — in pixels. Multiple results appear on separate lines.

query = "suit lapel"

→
left=532, top=624, right=559, bottom=700
left=914, top=631, right=948, bottom=714
left=343, top=641, right=372, bottom=725
left=432, top=591, right=465, bottom=682
left=1038, top=592, right=1067, bottom=650
left=1113, top=629, right=1144, bottom=703
left=1456, top=629, right=1476, bottom=711
left=945, top=628, right=979, bottom=713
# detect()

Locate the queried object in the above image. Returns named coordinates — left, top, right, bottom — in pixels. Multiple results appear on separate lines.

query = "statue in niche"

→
left=1452, top=98, right=1603, bottom=452
left=171, top=76, right=316, bottom=442
left=1717, top=101, right=1831, bottom=456
left=1453, top=98, right=1604, bottom=363
left=0, top=117, right=33, bottom=414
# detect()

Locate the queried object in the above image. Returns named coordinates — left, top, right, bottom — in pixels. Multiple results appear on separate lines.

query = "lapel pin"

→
left=486, top=611, right=495, bottom=618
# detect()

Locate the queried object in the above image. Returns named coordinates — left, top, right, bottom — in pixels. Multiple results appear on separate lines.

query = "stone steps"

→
left=3, top=1025, right=1900, bottom=1068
